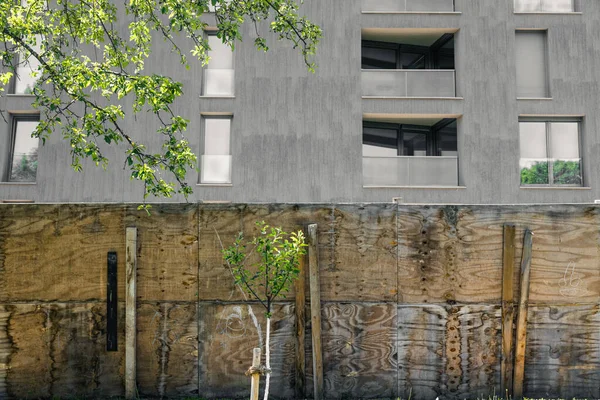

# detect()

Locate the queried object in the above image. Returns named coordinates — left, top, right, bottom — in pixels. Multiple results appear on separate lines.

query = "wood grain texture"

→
left=322, top=302, right=397, bottom=399
left=308, top=224, right=323, bottom=400
left=126, top=204, right=198, bottom=302
left=198, top=204, right=332, bottom=301
left=294, top=248, right=306, bottom=399
left=328, top=204, right=397, bottom=302
left=0, top=306, right=11, bottom=398
left=136, top=302, right=198, bottom=398
left=397, top=305, right=501, bottom=400
left=513, top=229, right=533, bottom=399
left=198, top=302, right=295, bottom=399
left=0, top=204, right=125, bottom=302
left=524, top=304, right=600, bottom=400
left=5, top=303, right=124, bottom=399
left=125, top=227, right=137, bottom=399
left=397, top=206, right=503, bottom=304
left=501, top=224, right=516, bottom=396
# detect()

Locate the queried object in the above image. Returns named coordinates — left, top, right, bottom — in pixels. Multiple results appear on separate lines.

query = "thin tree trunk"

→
left=263, top=316, right=271, bottom=400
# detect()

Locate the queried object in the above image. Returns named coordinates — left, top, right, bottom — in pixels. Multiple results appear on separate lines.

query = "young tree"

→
left=0, top=0, right=321, bottom=203
left=223, top=221, right=306, bottom=400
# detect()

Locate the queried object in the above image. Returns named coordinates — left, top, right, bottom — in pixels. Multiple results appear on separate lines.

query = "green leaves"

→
left=223, top=221, right=307, bottom=315
left=0, top=0, right=320, bottom=202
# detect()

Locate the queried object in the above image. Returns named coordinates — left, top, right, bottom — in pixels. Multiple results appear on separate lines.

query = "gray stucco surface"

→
left=1, top=0, right=599, bottom=203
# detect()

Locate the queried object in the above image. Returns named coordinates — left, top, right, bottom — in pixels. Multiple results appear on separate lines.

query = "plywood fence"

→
left=0, top=203, right=598, bottom=399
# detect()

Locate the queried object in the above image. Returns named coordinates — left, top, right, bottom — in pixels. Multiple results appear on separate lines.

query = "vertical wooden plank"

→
left=513, top=229, right=533, bottom=399
left=501, top=224, right=515, bottom=397
left=107, top=252, right=118, bottom=351
left=250, top=347, right=262, bottom=400
left=308, top=224, right=323, bottom=400
left=125, top=227, right=137, bottom=399
left=294, top=246, right=306, bottom=399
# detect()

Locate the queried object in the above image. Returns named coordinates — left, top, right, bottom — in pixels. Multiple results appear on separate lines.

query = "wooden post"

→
left=250, top=347, right=262, bottom=400
left=308, top=224, right=323, bottom=400
left=125, top=227, right=137, bottom=399
left=513, top=229, right=533, bottom=399
left=294, top=241, right=306, bottom=399
left=501, top=224, right=516, bottom=397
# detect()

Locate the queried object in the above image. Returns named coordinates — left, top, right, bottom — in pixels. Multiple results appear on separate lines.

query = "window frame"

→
left=199, top=114, right=233, bottom=185
left=361, top=34, right=454, bottom=70
left=514, top=0, right=578, bottom=13
left=363, top=118, right=457, bottom=157
left=519, top=117, right=583, bottom=187
left=201, top=31, right=235, bottom=97
left=6, top=114, right=40, bottom=183
left=515, top=30, right=550, bottom=99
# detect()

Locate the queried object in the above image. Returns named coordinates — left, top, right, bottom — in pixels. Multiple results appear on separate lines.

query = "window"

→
left=519, top=120, right=582, bottom=186
left=10, top=35, right=42, bottom=95
left=363, top=119, right=458, bottom=186
left=362, top=34, right=455, bottom=70
left=516, top=31, right=549, bottom=98
left=200, top=116, right=232, bottom=184
left=6, top=116, right=39, bottom=182
left=202, top=33, right=234, bottom=96
left=514, top=0, right=574, bottom=13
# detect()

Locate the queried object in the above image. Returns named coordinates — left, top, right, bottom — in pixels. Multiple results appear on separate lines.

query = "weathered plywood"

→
left=198, top=204, right=332, bottom=301
left=4, top=303, right=124, bottom=399
left=328, top=204, right=397, bottom=301
left=321, top=303, right=397, bottom=399
left=397, top=305, right=501, bottom=400
left=0, top=204, right=125, bottom=302
left=524, top=305, right=600, bottom=400
left=198, top=302, right=295, bottom=399
left=398, top=206, right=504, bottom=304
left=509, top=207, right=600, bottom=304
left=136, top=302, right=198, bottom=398
left=126, top=204, right=198, bottom=302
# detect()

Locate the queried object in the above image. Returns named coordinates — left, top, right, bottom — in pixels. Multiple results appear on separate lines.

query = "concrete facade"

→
left=1, top=0, right=600, bottom=203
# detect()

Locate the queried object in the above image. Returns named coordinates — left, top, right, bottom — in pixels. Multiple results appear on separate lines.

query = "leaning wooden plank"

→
left=501, top=224, right=516, bottom=397
left=513, top=229, right=533, bottom=399
left=125, top=227, right=137, bottom=399
left=308, top=224, right=324, bottom=400
left=294, top=244, right=306, bottom=399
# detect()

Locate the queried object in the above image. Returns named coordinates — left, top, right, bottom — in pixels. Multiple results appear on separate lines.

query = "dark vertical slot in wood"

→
left=107, top=251, right=118, bottom=351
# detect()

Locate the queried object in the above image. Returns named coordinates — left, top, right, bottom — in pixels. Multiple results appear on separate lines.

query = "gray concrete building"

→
left=1, top=0, right=599, bottom=204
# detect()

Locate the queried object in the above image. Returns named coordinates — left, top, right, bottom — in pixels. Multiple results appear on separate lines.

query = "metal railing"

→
left=363, top=156, right=458, bottom=186
left=362, top=70, right=456, bottom=98
left=362, top=0, right=454, bottom=12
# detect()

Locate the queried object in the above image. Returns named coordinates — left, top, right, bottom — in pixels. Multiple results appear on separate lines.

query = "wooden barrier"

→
left=0, top=204, right=598, bottom=400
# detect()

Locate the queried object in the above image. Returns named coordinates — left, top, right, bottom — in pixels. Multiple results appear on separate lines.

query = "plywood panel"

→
left=398, top=206, right=503, bottom=304
left=0, top=204, right=125, bottom=302
left=327, top=204, right=397, bottom=301
left=198, top=302, right=295, bottom=399
left=397, top=305, right=501, bottom=400
left=524, top=304, right=600, bottom=400
left=136, top=302, right=198, bottom=398
left=510, top=207, right=600, bottom=304
left=126, top=204, right=198, bottom=302
left=321, top=302, right=397, bottom=399
left=5, top=303, right=124, bottom=399
left=199, top=204, right=332, bottom=301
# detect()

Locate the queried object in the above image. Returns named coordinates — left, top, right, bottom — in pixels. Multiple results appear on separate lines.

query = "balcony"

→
left=363, top=156, right=458, bottom=186
left=362, top=69, right=455, bottom=98
left=362, top=0, right=455, bottom=12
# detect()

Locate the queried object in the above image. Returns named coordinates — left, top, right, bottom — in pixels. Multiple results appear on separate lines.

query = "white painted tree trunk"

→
left=263, top=316, right=271, bottom=400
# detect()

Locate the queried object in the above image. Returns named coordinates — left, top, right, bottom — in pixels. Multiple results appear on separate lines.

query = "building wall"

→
left=1, top=0, right=600, bottom=203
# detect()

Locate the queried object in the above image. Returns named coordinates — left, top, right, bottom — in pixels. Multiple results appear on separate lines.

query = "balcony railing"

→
left=200, top=155, right=232, bottom=184
left=363, top=156, right=458, bottom=186
left=362, top=70, right=456, bottom=98
left=362, top=0, right=454, bottom=12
